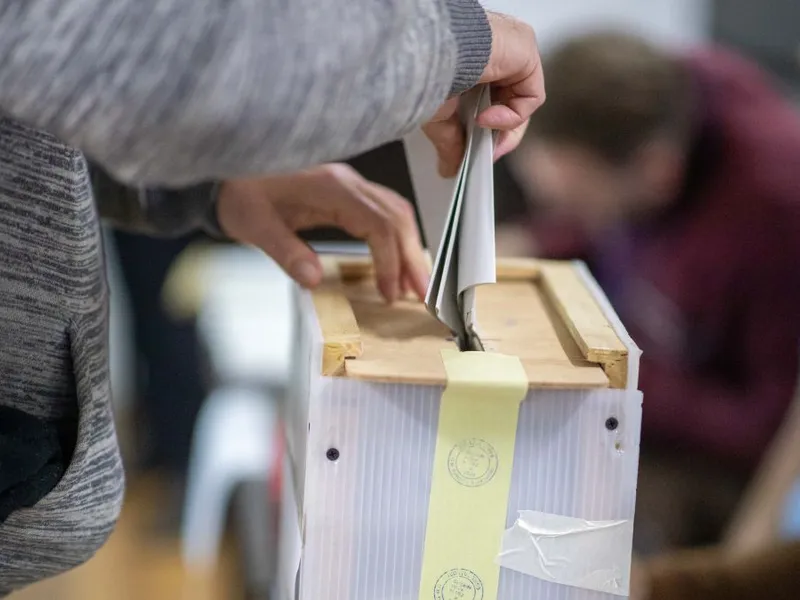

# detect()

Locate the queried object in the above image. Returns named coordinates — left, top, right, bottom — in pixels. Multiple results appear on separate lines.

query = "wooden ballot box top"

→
left=309, top=256, right=630, bottom=389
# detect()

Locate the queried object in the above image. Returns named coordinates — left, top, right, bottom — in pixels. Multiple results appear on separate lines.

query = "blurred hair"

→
left=527, top=31, right=693, bottom=164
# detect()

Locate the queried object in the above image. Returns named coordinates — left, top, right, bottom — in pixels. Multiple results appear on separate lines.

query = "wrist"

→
left=478, top=12, right=536, bottom=85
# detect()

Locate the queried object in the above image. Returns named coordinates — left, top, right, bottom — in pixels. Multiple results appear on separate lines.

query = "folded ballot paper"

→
left=404, top=85, right=496, bottom=350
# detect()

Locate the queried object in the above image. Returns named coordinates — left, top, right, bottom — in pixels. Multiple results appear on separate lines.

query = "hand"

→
left=424, top=12, right=545, bottom=177
left=216, top=163, right=430, bottom=303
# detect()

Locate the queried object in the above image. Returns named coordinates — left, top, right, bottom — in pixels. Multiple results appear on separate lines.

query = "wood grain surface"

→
left=312, top=257, right=628, bottom=388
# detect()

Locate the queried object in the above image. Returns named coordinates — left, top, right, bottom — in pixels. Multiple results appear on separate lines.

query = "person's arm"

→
left=0, top=0, right=491, bottom=187
left=89, top=163, right=224, bottom=238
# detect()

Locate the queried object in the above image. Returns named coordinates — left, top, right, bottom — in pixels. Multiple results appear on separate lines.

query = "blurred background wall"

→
left=484, top=0, right=711, bottom=48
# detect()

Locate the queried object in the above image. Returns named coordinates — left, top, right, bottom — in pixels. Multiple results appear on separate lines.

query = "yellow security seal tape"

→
left=418, top=350, right=528, bottom=600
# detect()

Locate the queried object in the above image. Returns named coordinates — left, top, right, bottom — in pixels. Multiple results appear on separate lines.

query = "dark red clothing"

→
left=532, top=47, right=800, bottom=469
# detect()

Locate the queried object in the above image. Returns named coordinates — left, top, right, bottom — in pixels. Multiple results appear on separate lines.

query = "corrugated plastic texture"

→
left=285, top=288, right=321, bottom=507
left=277, top=452, right=302, bottom=600
left=297, top=379, right=643, bottom=600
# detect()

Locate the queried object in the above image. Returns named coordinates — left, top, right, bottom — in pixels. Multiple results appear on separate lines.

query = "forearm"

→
left=90, top=163, right=223, bottom=237
left=0, top=0, right=491, bottom=187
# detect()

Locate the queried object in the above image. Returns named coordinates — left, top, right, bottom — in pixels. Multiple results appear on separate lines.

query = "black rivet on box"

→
left=326, top=448, right=340, bottom=461
left=605, top=417, right=619, bottom=431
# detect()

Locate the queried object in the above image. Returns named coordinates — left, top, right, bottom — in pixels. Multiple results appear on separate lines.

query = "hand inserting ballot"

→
left=215, top=163, right=429, bottom=304
left=424, top=12, right=545, bottom=178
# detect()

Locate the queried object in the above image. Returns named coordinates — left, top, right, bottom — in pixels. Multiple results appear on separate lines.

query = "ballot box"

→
left=277, top=255, right=643, bottom=600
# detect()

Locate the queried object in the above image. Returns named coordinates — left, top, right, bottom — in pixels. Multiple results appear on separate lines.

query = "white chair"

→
left=179, top=246, right=294, bottom=569
left=181, top=385, right=280, bottom=567
left=179, top=242, right=369, bottom=575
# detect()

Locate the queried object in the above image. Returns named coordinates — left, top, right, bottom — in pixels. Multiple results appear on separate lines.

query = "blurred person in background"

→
left=502, top=31, right=800, bottom=552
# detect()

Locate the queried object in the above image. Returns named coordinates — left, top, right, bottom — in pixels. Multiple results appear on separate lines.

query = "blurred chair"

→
left=175, top=242, right=366, bottom=597
left=182, top=386, right=279, bottom=566
left=168, top=245, right=292, bottom=598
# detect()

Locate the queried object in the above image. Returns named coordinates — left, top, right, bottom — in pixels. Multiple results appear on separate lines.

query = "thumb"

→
left=251, top=214, right=323, bottom=289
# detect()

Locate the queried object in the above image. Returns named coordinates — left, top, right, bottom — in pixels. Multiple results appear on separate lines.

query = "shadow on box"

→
left=299, top=141, right=529, bottom=246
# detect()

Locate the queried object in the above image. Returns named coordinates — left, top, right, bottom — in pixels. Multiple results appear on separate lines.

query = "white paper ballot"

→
left=404, top=85, right=496, bottom=350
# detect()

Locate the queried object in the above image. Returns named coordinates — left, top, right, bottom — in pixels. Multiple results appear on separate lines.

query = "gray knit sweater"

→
left=0, top=0, right=491, bottom=593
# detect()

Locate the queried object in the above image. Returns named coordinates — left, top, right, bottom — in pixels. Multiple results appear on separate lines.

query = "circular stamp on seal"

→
left=447, top=438, right=498, bottom=487
left=434, top=569, right=484, bottom=600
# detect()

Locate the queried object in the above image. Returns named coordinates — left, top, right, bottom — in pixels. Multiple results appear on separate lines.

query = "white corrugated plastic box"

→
left=278, top=256, right=643, bottom=600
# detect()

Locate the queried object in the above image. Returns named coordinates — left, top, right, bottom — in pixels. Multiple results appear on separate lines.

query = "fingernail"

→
left=292, top=260, right=320, bottom=287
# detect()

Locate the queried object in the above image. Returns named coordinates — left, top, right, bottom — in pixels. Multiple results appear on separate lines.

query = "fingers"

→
left=220, top=165, right=429, bottom=305
left=316, top=165, right=429, bottom=303
left=493, top=119, right=529, bottom=161
left=216, top=180, right=324, bottom=289
left=422, top=98, right=465, bottom=178
left=313, top=165, right=404, bottom=302
left=367, top=227, right=402, bottom=304
left=421, top=13, right=544, bottom=178
left=355, top=179, right=430, bottom=300
left=250, top=202, right=324, bottom=289
left=476, top=93, right=542, bottom=130
left=473, top=12, right=545, bottom=157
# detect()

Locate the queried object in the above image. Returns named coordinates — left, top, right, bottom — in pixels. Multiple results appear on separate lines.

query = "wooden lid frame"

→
left=310, top=256, right=629, bottom=389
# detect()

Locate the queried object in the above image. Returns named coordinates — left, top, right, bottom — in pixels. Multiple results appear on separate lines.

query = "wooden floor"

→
left=13, top=477, right=242, bottom=600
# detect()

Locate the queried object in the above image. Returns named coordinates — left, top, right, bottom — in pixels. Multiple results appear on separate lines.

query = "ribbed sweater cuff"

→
left=446, top=0, right=492, bottom=95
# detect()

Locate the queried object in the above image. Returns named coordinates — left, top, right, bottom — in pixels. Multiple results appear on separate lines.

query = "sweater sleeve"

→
left=0, top=0, right=491, bottom=188
left=89, top=162, right=225, bottom=238
left=529, top=215, right=593, bottom=260
left=640, top=199, right=800, bottom=467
